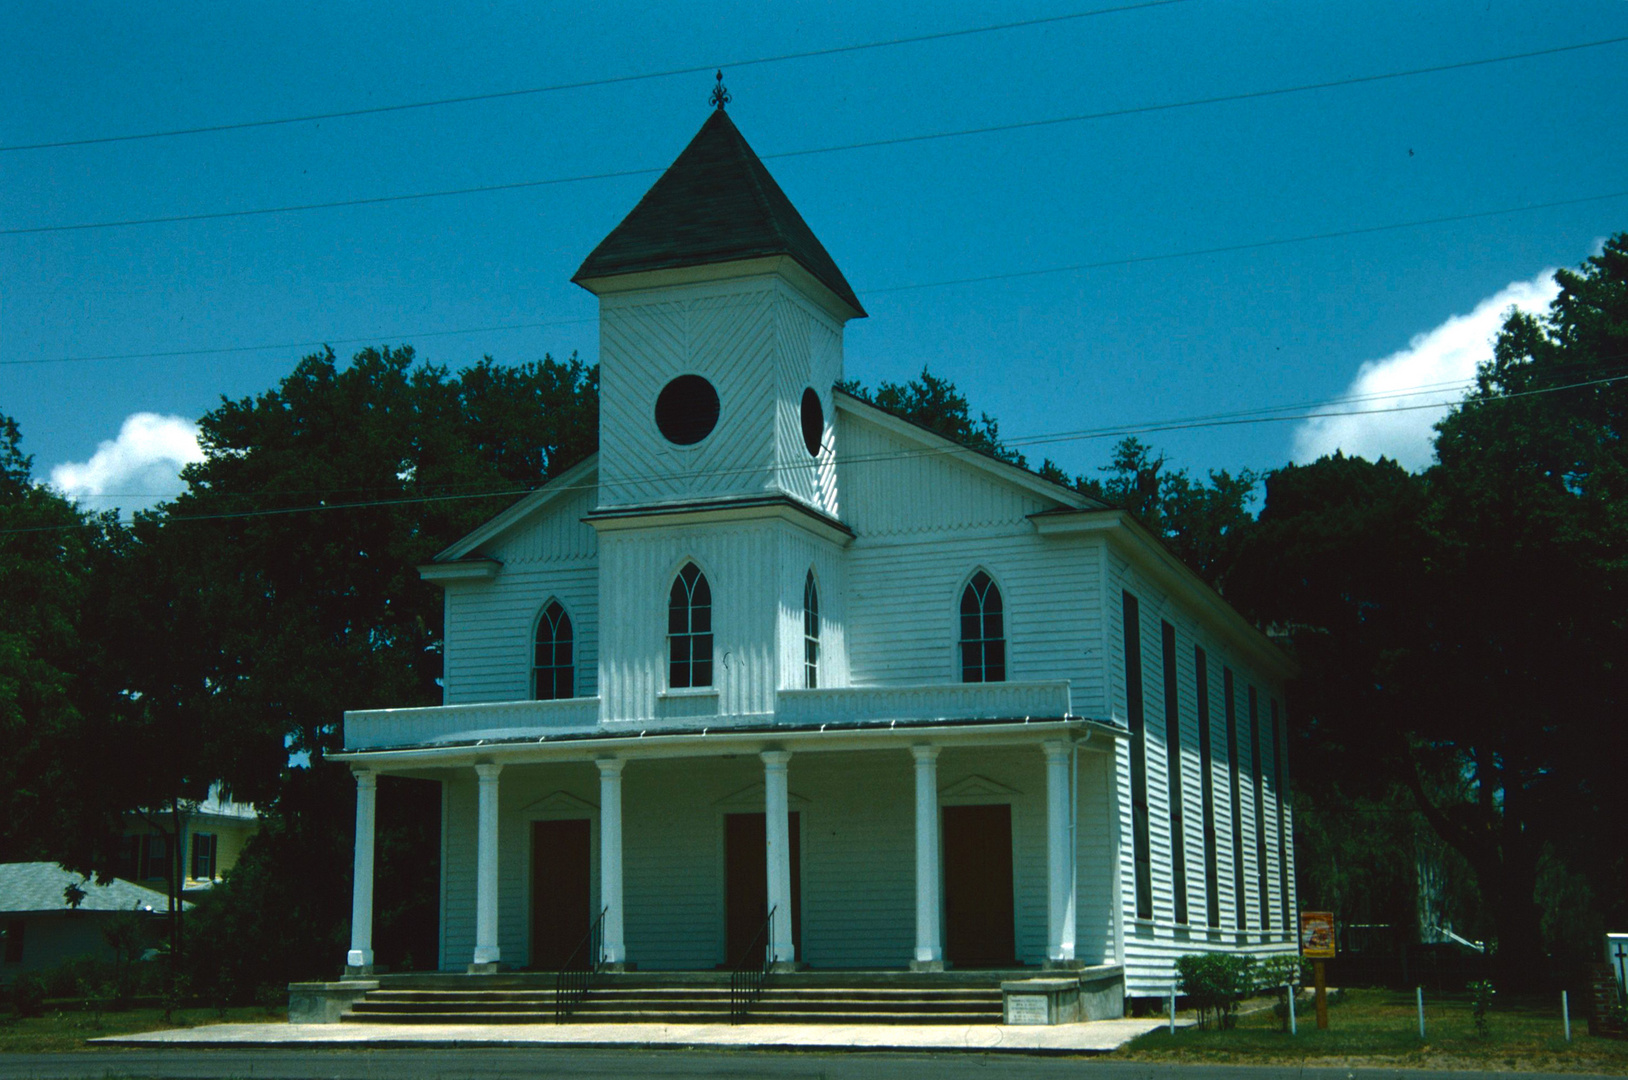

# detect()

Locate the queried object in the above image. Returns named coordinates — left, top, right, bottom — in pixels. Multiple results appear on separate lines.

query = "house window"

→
left=3, top=919, right=22, bottom=963
left=191, top=832, right=218, bottom=880
left=1224, top=667, right=1247, bottom=930
left=143, top=833, right=170, bottom=882
left=1123, top=591, right=1152, bottom=921
left=116, top=834, right=142, bottom=880
left=533, top=600, right=575, bottom=700
left=668, top=563, right=713, bottom=689
left=1273, top=698, right=1292, bottom=930
left=1250, top=685, right=1271, bottom=931
left=958, top=571, right=1006, bottom=683
left=1162, top=620, right=1189, bottom=925
left=803, top=571, right=819, bottom=689
left=1196, top=646, right=1221, bottom=929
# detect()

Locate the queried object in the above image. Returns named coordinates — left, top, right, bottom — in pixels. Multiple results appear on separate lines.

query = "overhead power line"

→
left=5, top=189, right=1623, bottom=368
left=4, top=34, right=1625, bottom=237
left=0, top=1, right=1191, bottom=153
left=9, top=368, right=1623, bottom=533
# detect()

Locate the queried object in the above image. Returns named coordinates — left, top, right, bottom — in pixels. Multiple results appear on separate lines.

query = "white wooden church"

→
left=331, top=102, right=1299, bottom=1010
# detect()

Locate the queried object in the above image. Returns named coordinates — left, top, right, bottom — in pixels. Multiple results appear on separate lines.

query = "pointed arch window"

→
left=959, top=571, right=1006, bottom=683
left=803, top=570, right=820, bottom=689
left=533, top=600, right=574, bottom=700
left=668, top=563, right=713, bottom=689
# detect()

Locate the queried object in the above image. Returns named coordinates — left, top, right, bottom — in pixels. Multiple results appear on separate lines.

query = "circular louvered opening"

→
left=655, top=375, right=720, bottom=445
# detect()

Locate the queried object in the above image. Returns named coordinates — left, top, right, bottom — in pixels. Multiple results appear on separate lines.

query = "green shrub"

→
left=1469, top=979, right=1495, bottom=1036
left=1257, top=952, right=1308, bottom=1031
left=1176, top=952, right=1257, bottom=1029
left=9, top=972, right=47, bottom=1018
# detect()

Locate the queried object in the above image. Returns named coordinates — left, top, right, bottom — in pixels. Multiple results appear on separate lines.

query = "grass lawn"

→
left=1117, top=987, right=1628, bottom=1073
left=0, top=1003, right=287, bottom=1053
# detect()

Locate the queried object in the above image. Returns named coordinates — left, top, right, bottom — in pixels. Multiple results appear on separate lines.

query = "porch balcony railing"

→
left=343, top=697, right=601, bottom=750
left=774, top=679, right=1072, bottom=727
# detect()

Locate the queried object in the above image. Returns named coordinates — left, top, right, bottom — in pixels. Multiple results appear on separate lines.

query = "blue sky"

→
left=4, top=0, right=1626, bottom=512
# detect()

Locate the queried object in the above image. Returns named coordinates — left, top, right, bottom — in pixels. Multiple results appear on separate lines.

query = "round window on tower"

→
left=800, top=388, right=824, bottom=457
left=655, top=375, right=721, bottom=446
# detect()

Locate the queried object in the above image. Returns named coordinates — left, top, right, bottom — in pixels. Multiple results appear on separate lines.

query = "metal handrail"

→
left=553, top=906, right=607, bottom=1023
left=728, top=905, right=777, bottom=1023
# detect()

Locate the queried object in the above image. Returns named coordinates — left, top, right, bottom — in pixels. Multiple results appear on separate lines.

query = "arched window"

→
left=668, top=563, right=713, bottom=688
left=959, top=571, right=1006, bottom=683
left=803, top=571, right=820, bottom=689
left=533, top=600, right=574, bottom=700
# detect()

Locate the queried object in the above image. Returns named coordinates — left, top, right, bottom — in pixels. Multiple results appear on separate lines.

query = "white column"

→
left=472, top=762, right=503, bottom=968
left=761, top=750, right=795, bottom=966
left=597, top=758, right=626, bottom=967
left=346, top=769, right=378, bottom=970
left=911, top=745, right=943, bottom=970
left=1043, top=740, right=1078, bottom=964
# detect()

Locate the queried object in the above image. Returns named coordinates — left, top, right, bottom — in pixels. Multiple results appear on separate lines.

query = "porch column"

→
left=1043, top=740, right=1078, bottom=965
left=346, top=768, right=377, bottom=971
left=471, top=762, right=503, bottom=969
left=597, top=758, right=627, bottom=967
left=761, top=750, right=795, bottom=966
left=911, top=745, right=943, bottom=971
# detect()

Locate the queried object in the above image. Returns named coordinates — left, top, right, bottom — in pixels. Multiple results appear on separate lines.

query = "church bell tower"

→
left=572, top=96, right=865, bottom=520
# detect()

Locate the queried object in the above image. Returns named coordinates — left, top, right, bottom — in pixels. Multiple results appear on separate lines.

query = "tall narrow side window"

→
left=1123, top=591, right=1153, bottom=921
left=669, top=563, right=713, bottom=689
left=1196, top=646, right=1220, bottom=929
left=803, top=571, right=820, bottom=689
left=1161, top=621, right=1189, bottom=925
left=191, top=832, right=217, bottom=880
left=533, top=600, right=575, bottom=700
left=1250, top=685, right=1270, bottom=931
left=959, top=571, right=1006, bottom=682
left=1272, top=698, right=1292, bottom=931
left=1225, top=667, right=1247, bottom=931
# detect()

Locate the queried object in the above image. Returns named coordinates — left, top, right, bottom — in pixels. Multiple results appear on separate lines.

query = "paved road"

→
left=0, top=1050, right=1622, bottom=1080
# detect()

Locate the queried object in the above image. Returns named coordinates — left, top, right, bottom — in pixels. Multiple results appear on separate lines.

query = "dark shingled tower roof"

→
left=573, top=110, right=865, bottom=317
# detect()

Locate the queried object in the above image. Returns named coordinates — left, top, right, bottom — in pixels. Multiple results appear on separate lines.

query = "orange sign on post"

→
left=1300, top=911, right=1336, bottom=1030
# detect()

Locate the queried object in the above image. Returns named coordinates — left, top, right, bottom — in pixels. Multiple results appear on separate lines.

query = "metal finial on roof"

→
left=710, top=70, right=731, bottom=111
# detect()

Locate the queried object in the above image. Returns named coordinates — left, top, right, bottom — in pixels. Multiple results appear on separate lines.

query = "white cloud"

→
left=1291, top=269, right=1561, bottom=471
left=50, top=413, right=203, bottom=515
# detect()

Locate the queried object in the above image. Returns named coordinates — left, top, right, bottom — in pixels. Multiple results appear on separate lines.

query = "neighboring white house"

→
left=332, top=104, right=1298, bottom=1001
left=118, top=784, right=260, bottom=898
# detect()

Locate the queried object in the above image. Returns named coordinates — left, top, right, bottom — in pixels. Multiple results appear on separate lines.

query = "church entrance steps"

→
left=342, top=971, right=1010, bottom=1025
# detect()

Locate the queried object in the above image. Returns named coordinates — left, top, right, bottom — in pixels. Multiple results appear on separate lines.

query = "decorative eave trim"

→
left=578, top=255, right=864, bottom=324
left=418, top=559, right=502, bottom=583
left=586, top=494, right=854, bottom=547
left=328, top=715, right=1122, bottom=770
left=1031, top=507, right=1298, bottom=680
left=833, top=392, right=1100, bottom=512
left=432, top=454, right=599, bottom=564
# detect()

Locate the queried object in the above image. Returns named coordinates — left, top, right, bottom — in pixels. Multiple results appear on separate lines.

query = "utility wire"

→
left=0, top=1, right=1191, bottom=153
left=6, top=190, right=1623, bottom=367
left=9, top=369, right=1623, bottom=534
left=5, top=34, right=1624, bottom=237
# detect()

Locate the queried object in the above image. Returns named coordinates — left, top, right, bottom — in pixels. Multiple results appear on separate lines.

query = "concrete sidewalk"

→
left=93, top=1017, right=1189, bottom=1054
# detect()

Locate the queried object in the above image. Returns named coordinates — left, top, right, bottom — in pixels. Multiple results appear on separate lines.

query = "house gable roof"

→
left=430, top=454, right=598, bottom=566
left=0, top=862, right=183, bottom=914
left=833, top=390, right=1101, bottom=512
left=573, top=110, right=865, bottom=318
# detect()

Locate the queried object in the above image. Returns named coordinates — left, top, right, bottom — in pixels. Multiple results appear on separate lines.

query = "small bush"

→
left=1469, top=979, right=1495, bottom=1036
left=1176, top=952, right=1257, bottom=1029
left=1257, top=952, right=1308, bottom=1031
left=10, top=972, right=47, bottom=1018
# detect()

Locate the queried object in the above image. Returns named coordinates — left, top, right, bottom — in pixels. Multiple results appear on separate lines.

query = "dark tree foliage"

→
left=112, top=346, right=596, bottom=994
left=0, top=413, right=126, bottom=871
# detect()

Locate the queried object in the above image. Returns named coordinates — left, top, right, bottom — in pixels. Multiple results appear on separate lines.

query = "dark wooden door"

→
left=530, top=818, right=591, bottom=971
left=942, top=803, right=1016, bottom=967
left=724, top=811, right=801, bottom=964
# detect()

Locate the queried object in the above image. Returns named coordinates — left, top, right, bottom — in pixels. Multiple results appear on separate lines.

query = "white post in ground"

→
left=471, top=762, right=503, bottom=969
left=911, top=745, right=943, bottom=971
left=1043, top=740, right=1078, bottom=966
left=597, top=758, right=627, bottom=968
left=346, top=768, right=378, bottom=972
left=762, top=750, right=795, bottom=967
left=1562, top=990, right=1571, bottom=1041
left=1417, top=986, right=1426, bottom=1039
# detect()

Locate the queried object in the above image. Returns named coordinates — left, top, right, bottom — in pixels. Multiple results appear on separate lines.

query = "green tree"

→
left=840, top=366, right=1026, bottom=466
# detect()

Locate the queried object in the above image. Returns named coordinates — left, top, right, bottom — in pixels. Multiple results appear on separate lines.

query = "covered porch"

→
left=332, top=690, right=1124, bottom=981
